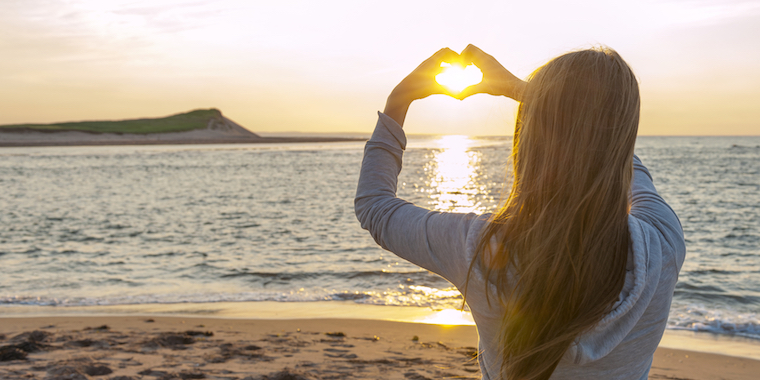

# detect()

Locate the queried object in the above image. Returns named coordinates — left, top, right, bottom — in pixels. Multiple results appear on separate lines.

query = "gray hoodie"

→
left=355, top=113, right=686, bottom=379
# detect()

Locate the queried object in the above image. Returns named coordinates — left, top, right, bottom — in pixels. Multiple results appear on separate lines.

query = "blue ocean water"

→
left=0, top=136, right=758, bottom=339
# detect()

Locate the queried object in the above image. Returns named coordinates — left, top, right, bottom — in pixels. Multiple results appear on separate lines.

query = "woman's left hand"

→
left=383, top=48, right=461, bottom=127
left=456, top=44, right=526, bottom=102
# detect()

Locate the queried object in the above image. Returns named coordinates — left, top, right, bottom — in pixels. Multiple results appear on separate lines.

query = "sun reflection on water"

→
left=425, top=135, right=484, bottom=213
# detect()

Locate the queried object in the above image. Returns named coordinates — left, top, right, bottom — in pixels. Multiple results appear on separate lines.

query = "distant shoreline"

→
left=0, top=136, right=365, bottom=148
left=0, top=108, right=365, bottom=147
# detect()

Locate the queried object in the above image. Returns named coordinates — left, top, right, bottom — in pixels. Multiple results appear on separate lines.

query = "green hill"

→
left=0, top=109, right=234, bottom=134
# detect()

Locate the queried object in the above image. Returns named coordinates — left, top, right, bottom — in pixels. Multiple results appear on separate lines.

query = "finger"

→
left=460, top=44, right=483, bottom=57
left=432, top=47, right=460, bottom=63
left=425, top=47, right=460, bottom=72
left=412, top=48, right=460, bottom=77
left=461, top=44, right=494, bottom=68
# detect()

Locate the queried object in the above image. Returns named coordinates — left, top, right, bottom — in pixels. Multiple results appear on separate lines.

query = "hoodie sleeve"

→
left=630, top=155, right=686, bottom=271
left=354, top=112, right=481, bottom=289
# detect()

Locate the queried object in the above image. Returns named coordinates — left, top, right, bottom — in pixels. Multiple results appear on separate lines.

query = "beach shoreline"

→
left=3, top=301, right=759, bottom=360
left=1, top=314, right=758, bottom=380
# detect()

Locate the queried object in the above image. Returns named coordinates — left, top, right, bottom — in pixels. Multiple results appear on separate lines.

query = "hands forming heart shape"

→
left=384, top=45, right=527, bottom=126
left=389, top=45, right=526, bottom=103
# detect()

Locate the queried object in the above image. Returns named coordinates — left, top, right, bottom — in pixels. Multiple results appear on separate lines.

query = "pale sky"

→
left=1, top=0, right=759, bottom=136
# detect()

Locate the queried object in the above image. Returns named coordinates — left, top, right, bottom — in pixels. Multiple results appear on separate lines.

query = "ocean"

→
left=0, top=136, right=758, bottom=341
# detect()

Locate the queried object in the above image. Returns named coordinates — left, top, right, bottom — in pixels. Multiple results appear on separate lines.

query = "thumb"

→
left=456, top=82, right=490, bottom=100
left=429, top=47, right=461, bottom=70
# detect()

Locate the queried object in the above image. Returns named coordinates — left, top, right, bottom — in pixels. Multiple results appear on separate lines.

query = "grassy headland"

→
left=0, top=109, right=224, bottom=134
left=0, top=109, right=367, bottom=146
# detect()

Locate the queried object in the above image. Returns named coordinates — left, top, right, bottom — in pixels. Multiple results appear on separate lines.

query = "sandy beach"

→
left=1, top=315, right=758, bottom=380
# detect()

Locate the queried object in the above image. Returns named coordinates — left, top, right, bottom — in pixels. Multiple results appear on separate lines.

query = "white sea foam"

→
left=668, top=303, right=760, bottom=339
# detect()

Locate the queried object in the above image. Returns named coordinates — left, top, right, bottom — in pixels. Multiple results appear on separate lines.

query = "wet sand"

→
left=1, top=316, right=758, bottom=380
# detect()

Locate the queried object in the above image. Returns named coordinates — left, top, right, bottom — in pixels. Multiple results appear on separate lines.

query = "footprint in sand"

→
left=322, top=347, right=358, bottom=359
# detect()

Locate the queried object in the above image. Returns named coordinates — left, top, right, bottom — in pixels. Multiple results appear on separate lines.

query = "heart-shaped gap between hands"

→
left=435, top=62, right=483, bottom=94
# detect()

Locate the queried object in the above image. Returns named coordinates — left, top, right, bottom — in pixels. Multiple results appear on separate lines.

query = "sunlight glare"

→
left=426, top=135, right=483, bottom=213
left=435, top=63, right=483, bottom=94
left=417, top=309, right=475, bottom=326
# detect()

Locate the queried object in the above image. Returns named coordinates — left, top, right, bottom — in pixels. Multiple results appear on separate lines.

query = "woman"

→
left=355, top=45, right=685, bottom=380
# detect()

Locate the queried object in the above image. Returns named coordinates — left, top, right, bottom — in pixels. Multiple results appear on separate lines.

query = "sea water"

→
left=0, top=136, right=758, bottom=340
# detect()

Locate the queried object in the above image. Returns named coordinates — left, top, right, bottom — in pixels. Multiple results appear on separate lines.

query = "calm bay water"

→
left=0, top=136, right=758, bottom=339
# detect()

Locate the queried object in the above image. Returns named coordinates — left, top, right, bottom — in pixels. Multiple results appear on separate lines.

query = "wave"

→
left=219, top=269, right=451, bottom=288
left=668, top=303, right=760, bottom=340
left=0, top=285, right=464, bottom=309
left=674, top=282, right=760, bottom=305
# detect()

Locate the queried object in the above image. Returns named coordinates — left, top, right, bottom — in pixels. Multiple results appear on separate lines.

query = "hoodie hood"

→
left=562, top=216, right=663, bottom=365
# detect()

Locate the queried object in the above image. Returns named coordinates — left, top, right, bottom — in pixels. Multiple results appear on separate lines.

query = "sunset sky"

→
left=1, top=0, right=759, bottom=136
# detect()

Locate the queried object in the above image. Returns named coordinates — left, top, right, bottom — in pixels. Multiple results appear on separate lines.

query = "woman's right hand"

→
left=458, top=44, right=527, bottom=102
left=384, top=47, right=461, bottom=127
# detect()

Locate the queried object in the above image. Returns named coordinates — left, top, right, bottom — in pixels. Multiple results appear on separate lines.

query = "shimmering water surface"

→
left=0, top=137, right=758, bottom=339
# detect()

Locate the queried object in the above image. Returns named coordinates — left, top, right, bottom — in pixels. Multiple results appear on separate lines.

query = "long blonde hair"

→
left=470, top=47, right=640, bottom=380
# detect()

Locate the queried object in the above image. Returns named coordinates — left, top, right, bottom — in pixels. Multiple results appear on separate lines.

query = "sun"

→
left=435, top=63, right=483, bottom=93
